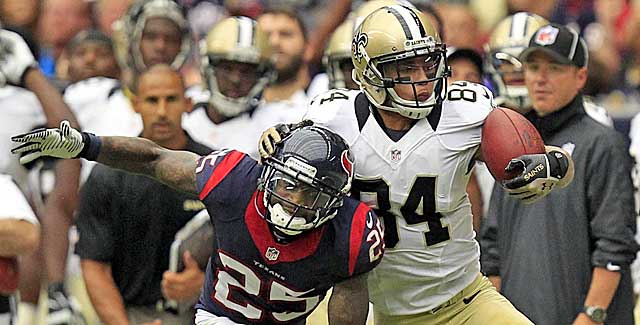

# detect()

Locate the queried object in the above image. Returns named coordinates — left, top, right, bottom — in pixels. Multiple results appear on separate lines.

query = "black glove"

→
left=501, top=149, right=571, bottom=204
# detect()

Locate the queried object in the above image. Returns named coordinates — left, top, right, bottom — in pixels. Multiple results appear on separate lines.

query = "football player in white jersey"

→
left=260, top=5, right=574, bottom=324
left=182, top=16, right=306, bottom=159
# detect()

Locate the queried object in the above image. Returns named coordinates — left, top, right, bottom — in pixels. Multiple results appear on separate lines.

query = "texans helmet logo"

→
left=341, top=150, right=354, bottom=178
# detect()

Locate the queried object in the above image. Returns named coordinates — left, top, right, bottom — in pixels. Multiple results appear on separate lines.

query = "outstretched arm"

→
left=328, top=273, right=369, bottom=324
left=11, top=122, right=200, bottom=195
left=96, top=136, right=199, bottom=194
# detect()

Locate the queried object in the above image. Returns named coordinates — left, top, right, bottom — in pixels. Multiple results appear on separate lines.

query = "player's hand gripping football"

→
left=11, top=120, right=85, bottom=164
left=0, top=29, right=38, bottom=87
left=258, top=119, right=314, bottom=159
left=501, top=146, right=574, bottom=204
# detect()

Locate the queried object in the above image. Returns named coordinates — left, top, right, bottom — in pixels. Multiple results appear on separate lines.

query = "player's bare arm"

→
left=97, top=137, right=199, bottom=194
left=11, top=121, right=200, bottom=195
left=328, top=273, right=369, bottom=324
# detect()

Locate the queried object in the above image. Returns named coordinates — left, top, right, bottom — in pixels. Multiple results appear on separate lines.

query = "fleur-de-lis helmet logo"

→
left=352, top=32, right=368, bottom=63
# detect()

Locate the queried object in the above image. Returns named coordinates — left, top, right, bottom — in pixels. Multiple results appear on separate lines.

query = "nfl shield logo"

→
left=391, top=149, right=401, bottom=162
left=534, top=26, right=559, bottom=46
left=265, top=247, right=280, bottom=261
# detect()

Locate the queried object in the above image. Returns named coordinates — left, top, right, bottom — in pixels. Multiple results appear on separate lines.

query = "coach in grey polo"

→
left=480, top=23, right=638, bottom=325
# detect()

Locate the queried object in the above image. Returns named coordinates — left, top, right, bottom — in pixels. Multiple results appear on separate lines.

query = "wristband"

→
left=78, top=132, right=102, bottom=161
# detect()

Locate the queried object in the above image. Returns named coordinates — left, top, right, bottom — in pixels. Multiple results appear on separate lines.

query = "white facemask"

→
left=266, top=202, right=314, bottom=236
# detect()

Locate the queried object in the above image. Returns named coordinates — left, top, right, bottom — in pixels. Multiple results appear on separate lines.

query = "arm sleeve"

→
left=479, top=184, right=503, bottom=276
left=74, top=165, right=115, bottom=262
left=588, top=133, right=640, bottom=268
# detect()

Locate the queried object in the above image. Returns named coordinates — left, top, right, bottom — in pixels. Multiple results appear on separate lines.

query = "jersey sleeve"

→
left=332, top=201, right=385, bottom=278
left=437, top=81, right=495, bottom=151
left=304, top=89, right=362, bottom=145
left=195, top=149, right=255, bottom=202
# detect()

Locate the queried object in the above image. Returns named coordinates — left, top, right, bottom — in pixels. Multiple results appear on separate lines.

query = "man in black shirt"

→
left=74, top=64, right=211, bottom=325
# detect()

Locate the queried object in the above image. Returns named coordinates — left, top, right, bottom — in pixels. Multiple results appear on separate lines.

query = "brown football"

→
left=481, top=107, right=545, bottom=181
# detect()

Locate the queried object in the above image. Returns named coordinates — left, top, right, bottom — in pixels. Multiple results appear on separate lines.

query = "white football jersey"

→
left=64, top=77, right=144, bottom=184
left=183, top=90, right=308, bottom=159
left=64, top=77, right=142, bottom=136
left=0, top=86, right=46, bottom=189
left=305, top=82, right=495, bottom=315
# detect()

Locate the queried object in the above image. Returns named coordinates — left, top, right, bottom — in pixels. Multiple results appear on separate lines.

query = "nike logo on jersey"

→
left=462, top=290, right=481, bottom=304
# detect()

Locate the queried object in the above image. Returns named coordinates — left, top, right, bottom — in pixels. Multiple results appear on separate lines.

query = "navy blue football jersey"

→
left=193, top=149, right=384, bottom=324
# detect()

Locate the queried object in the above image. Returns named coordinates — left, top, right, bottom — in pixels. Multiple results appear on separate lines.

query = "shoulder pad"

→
left=438, top=82, right=495, bottom=151
left=195, top=149, right=256, bottom=201
left=442, top=81, right=495, bottom=125
left=304, top=89, right=363, bottom=144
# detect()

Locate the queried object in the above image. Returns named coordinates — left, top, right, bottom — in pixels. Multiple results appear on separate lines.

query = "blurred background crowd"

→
left=4, top=0, right=640, bottom=116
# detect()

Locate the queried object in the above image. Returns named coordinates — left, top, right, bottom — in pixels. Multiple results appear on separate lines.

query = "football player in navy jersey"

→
left=11, top=123, right=384, bottom=324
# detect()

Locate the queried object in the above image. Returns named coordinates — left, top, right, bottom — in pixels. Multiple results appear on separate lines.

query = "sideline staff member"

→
left=480, top=24, right=638, bottom=325
left=75, top=65, right=211, bottom=325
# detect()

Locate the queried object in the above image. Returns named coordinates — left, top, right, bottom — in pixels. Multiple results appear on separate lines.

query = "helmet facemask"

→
left=486, top=49, right=530, bottom=111
left=378, top=50, right=448, bottom=117
left=352, top=6, right=450, bottom=120
left=202, top=54, right=274, bottom=117
left=126, top=0, right=192, bottom=72
left=260, top=158, right=344, bottom=236
left=200, top=16, right=274, bottom=118
left=324, top=55, right=357, bottom=90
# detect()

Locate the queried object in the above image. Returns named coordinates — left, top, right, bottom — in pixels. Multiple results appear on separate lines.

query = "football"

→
left=0, top=257, right=18, bottom=294
left=481, top=107, right=545, bottom=182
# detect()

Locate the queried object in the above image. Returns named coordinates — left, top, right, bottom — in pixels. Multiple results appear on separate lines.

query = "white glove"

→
left=0, top=29, right=37, bottom=86
left=11, top=121, right=85, bottom=164
left=501, top=148, right=573, bottom=204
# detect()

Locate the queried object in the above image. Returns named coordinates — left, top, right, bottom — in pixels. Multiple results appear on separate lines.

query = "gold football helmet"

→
left=485, top=12, right=549, bottom=110
left=323, top=19, right=356, bottom=89
left=112, top=0, right=192, bottom=72
left=352, top=5, right=447, bottom=119
left=200, top=16, right=275, bottom=117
